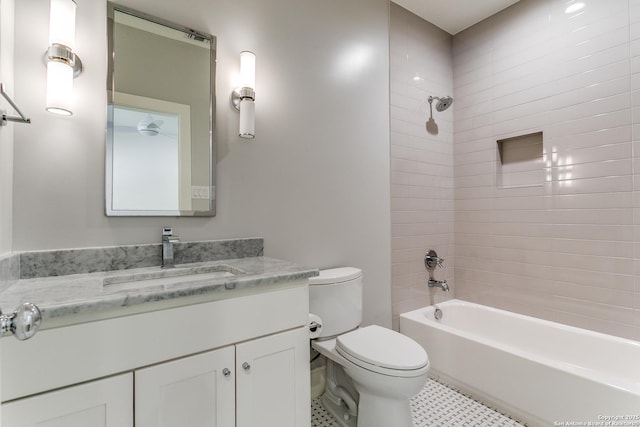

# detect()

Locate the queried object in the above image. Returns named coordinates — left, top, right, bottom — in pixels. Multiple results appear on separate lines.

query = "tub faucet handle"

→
left=424, top=250, right=444, bottom=270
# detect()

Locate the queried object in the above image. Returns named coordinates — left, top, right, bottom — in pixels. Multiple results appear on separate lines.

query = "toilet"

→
left=309, top=267, right=429, bottom=427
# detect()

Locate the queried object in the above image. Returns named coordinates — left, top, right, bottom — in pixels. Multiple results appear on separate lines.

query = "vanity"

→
left=0, top=238, right=317, bottom=427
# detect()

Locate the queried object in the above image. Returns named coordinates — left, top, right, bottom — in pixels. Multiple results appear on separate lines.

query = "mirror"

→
left=106, top=3, right=216, bottom=216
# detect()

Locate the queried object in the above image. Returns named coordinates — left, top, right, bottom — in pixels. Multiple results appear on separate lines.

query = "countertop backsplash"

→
left=0, top=253, right=19, bottom=293
left=18, top=238, right=264, bottom=279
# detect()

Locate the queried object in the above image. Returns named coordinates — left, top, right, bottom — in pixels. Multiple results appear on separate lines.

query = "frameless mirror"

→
left=106, top=3, right=216, bottom=216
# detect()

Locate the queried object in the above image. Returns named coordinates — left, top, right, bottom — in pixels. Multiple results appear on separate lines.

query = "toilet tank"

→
left=309, top=267, right=362, bottom=338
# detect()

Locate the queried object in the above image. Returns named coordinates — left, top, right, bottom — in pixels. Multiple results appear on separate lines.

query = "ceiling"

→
left=392, top=0, right=521, bottom=35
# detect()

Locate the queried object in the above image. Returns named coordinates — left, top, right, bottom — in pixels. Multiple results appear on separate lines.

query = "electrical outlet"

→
left=191, top=186, right=210, bottom=199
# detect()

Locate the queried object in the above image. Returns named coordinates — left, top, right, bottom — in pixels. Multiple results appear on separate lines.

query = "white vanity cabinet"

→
left=1, top=283, right=310, bottom=427
left=135, top=346, right=236, bottom=427
left=236, top=327, right=310, bottom=427
left=2, top=373, right=133, bottom=427
left=135, top=327, right=310, bottom=427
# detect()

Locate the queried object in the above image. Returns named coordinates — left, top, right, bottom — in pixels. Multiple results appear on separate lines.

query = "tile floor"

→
left=311, top=378, right=526, bottom=427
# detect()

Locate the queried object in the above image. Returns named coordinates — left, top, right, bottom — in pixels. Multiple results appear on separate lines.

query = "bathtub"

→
left=400, top=299, right=640, bottom=426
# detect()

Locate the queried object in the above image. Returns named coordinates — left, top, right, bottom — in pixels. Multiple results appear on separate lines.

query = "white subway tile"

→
left=492, top=83, right=556, bottom=111
left=551, top=77, right=631, bottom=110
left=551, top=175, right=633, bottom=194
left=555, top=26, right=629, bottom=63
left=552, top=296, right=635, bottom=325
left=551, top=93, right=630, bottom=124
left=554, top=60, right=630, bottom=97
left=550, top=267, right=634, bottom=292
left=550, top=208, right=633, bottom=225
left=550, top=159, right=632, bottom=181
left=548, top=310, right=638, bottom=340
left=454, top=198, right=494, bottom=211
left=492, top=97, right=553, bottom=124
left=492, top=235, right=553, bottom=252
left=552, top=192, right=633, bottom=209
left=454, top=186, right=495, bottom=200
left=455, top=173, right=495, bottom=189
left=493, top=247, right=554, bottom=266
left=454, top=149, right=495, bottom=166
left=454, top=161, right=495, bottom=178
left=545, top=127, right=631, bottom=152
left=561, top=44, right=629, bottom=79
left=552, top=238, right=633, bottom=258
left=546, top=110, right=631, bottom=138
left=551, top=253, right=634, bottom=275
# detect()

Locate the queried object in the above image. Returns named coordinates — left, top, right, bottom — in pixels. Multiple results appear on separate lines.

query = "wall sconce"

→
left=45, top=0, right=83, bottom=116
left=231, top=51, right=256, bottom=139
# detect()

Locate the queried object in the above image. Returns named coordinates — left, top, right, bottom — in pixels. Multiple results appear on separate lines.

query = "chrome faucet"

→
left=428, top=278, right=450, bottom=292
left=424, top=249, right=450, bottom=292
left=161, top=227, right=180, bottom=268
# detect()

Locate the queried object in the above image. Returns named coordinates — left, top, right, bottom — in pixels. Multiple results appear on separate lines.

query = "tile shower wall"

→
left=453, top=0, right=640, bottom=340
left=390, top=3, right=454, bottom=329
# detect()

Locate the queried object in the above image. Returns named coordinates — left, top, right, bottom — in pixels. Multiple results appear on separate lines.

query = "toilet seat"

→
left=336, top=325, right=429, bottom=378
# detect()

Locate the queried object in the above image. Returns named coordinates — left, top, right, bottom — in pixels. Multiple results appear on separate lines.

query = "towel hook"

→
left=0, top=83, right=31, bottom=126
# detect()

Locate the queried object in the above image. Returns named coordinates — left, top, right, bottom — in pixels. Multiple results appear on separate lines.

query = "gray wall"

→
left=11, top=0, right=392, bottom=327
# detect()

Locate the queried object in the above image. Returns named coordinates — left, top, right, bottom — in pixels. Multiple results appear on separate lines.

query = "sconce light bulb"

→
left=46, top=61, right=73, bottom=116
left=239, top=99, right=255, bottom=139
left=49, top=0, right=77, bottom=50
left=240, top=51, right=256, bottom=89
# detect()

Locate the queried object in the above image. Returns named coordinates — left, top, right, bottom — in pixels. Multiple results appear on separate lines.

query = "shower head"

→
left=428, top=96, right=454, bottom=112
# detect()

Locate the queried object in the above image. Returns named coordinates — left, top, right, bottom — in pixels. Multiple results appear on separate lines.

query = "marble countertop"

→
left=0, top=256, right=318, bottom=329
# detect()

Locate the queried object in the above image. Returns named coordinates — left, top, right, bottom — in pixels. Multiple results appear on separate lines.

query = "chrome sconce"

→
left=231, top=51, right=256, bottom=139
left=45, top=0, right=83, bottom=116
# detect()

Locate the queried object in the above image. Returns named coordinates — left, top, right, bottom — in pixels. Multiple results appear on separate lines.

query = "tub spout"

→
left=428, top=278, right=449, bottom=292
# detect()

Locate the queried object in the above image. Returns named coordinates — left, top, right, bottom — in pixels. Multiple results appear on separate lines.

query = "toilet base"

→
left=321, top=392, right=357, bottom=427
left=356, top=392, right=412, bottom=427
left=320, top=359, right=358, bottom=427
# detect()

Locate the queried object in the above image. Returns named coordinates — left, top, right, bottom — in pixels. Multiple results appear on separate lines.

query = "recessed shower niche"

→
left=496, top=132, right=543, bottom=188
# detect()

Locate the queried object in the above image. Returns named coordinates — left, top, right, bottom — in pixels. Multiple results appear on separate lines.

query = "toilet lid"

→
left=336, top=325, right=428, bottom=371
left=308, top=267, right=362, bottom=285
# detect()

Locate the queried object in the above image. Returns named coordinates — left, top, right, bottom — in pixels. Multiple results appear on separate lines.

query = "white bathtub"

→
left=400, top=299, right=640, bottom=426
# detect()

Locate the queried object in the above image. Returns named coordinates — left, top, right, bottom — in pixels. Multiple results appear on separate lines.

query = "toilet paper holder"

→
left=308, top=313, right=323, bottom=339
left=309, top=321, right=321, bottom=333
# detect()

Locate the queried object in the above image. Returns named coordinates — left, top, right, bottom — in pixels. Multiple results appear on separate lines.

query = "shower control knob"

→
left=424, top=250, right=444, bottom=271
left=0, top=302, right=42, bottom=341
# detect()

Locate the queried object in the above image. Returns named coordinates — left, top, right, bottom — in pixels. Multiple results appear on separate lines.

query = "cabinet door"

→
left=135, top=345, right=235, bottom=427
left=236, top=327, right=310, bottom=427
left=1, top=373, right=132, bottom=427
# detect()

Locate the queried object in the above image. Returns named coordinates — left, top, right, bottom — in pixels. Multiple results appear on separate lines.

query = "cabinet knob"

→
left=0, top=302, right=42, bottom=341
left=242, top=362, right=251, bottom=372
left=222, top=368, right=231, bottom=378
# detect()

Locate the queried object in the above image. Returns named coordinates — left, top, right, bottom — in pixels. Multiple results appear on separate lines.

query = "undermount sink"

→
left=102, top=264, right=246, bottom=287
